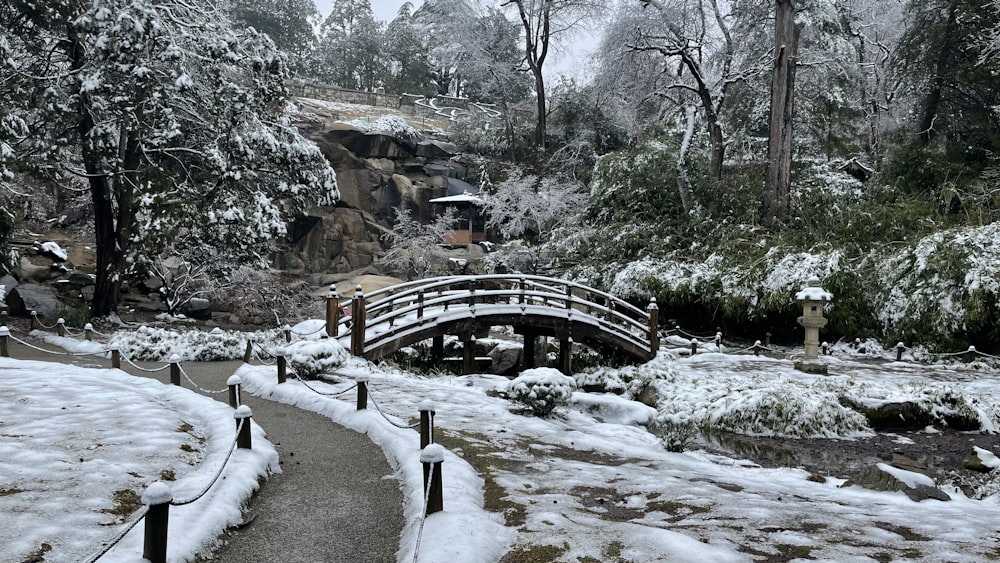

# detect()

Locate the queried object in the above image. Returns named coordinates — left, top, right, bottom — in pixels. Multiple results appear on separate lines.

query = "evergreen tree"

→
left=315, top=0, right=385, bottom=90
left=383, top=3, right=433, bottom=94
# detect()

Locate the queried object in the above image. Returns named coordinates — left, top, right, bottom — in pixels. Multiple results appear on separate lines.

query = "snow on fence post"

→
left=715, top=331, right=722, bottom=348
left=967, top=346, right=977, bottom=363
left=0, top=326, right=9, bottom=357
left=419, top=400, right=436, bottom=449
left=896, top=342, right=905, bottom=362
left=821, top=341, right=829, bottom=356
left=110, top=346, right=121, bottom=369
left=276, top=347, right=287, bottom=384
left=753, top=340, right=762, bottom=357
left=56, top=318, right=66, bottom=337
left=141, top=482, right=173, bottom=563
left=0, top=309, right=7, bottom=327
left=243, top=339, right=253, bottom=363
left=84, top=323, right=94, bottom=341
left=227, top=375, right=242, bottom=408
left=283, top=324, right=292, bottom=343
left=326, top=284, right=339, bottom=338
left=29, top=311, right=38, bottom=331
left=420, top=444, right=444, bottom=515
left=235, top=405, right=253, bottom=449
left=646, top=298, right=659, bottom=357
left=690, top=338, right=698, bottom=356
left=169, top=354, right=181, bottom=386
left=350, top=285, right=366, bottom=357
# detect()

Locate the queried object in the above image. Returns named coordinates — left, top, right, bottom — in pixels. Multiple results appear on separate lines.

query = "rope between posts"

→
left=81, top=505, right=150, bottom=563
left=63, top=325, right=84, bottom=336
left=368, top=388, right=420, bottom=429
left=31, top=314, right=59, bottom=329
left=122, top=356, right=172, bottom=373
left=177, top=364, right=228, bottom=395
left=172, top=419, right=245, bottom=506
left=295, top=377, right=358, bottom=397
left=412, top=461, right=435, bottom=563
left=288, top=323, right=327, bottom=337
left=673, top=326, right=720, bottom=341
left=252, top=342, right=277, bottom=366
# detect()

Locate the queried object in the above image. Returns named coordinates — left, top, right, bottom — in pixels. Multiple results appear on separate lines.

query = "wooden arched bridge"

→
left=325, top=275, right=660, bottom=374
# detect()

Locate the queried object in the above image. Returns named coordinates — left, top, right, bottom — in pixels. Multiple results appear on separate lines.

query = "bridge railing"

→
left=352, top=275, right=655, bottom=360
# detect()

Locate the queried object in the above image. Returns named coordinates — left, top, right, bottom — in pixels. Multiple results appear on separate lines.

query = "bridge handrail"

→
left=364, top=275, right=648, bottom=322
left=360, top=289, right=650, bottom=353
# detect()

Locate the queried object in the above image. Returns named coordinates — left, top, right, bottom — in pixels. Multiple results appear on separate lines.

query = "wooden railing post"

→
left=169, top=354, right=181, bottom=386
left=647, top=298, right=659, bottom=357
left=228, top=375, right=241, bottom=408
left=420, top=444, right=444, bottom=515
left=234, top=405, right=253, bottom=449
left=351, top=285, right=366, bottom=357
left=356, top=375, right=369, bottom=410
left=326, top=284, right=339, bottom=338
left=0, top=326, right=9, bottom=357
left=417, top=292, right=425, bottom=319
left=141, top=482, right=173, bottom=563
left=559, top=338, right=573, bottom=375
left=419, top=400, right=436, bottom=449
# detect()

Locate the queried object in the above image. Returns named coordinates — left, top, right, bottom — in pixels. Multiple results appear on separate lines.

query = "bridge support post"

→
left=647, top=298, right=660, bottom=358
left=326, top=284, right=339, bottom=338
left=462, top=333, right=475, bottom=375
left=559, top=338, right=573, bottom=375
left=431, top=335, right=444, bottom=361
left=521, top=330, right=537, bottom=370
left=351, top=285, right=366, bottom=356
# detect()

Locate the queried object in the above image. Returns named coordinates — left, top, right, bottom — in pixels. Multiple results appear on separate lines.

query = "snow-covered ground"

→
left=5, top=326, right=1000, bottom=562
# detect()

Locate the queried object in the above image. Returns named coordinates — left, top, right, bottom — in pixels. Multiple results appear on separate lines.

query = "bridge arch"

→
left=335, top=275, right=659, bottom=371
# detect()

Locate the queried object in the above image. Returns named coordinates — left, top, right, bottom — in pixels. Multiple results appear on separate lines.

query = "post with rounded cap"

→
left=647, top=298, right=659, bottom=358
left=356, top=375, right=369, bottom=410
left=0, top=310, right=7, bottom=327
left=420, top=444, right=445, bottom=515
left=967, top=346, right=977, bottom=363
left=57, top=318, right=66, bottom=337
left=83, top=323, right=94, bottom=341
left=326, top=284, right=339, bottom=338
left=419, top=400, right=436, bottom=449
left=283, top=324, right=292, bottom=343
left=690, top=338, right=698, bottom=356
left=795, top=277, right=832, bottom=374
left=351, top=285, right=366, bottom=357
left=715, top=332, right=722, bottom=348
left=0, top=326, right=9, bottom=357
left=896, top=342, right=905, bottom=362
left=30, top=311, right=38, bottom=331
left=110, top=346, right=121, bottom=368
left=753, top=340, right=762, bottom=357
left=276, top=347, right=287, bottom=384
left=169, top=354, right=181, bottom=386
left=234, top=405, right=253, bottom=449
left=141, top=482, right=173, bottom=563
left=227, top=375, right=242, bottom=408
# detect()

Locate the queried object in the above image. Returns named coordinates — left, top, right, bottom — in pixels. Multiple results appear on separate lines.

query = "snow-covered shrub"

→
left=574, top=368, right=627, bottom=394
left=507, top=368, right=576, bottom=417
left=650, top=413, right=698, bottom=452
left=703, top=387, right=870, bottom=438
left=108, top=326, right=281, bottom=362
left=284, top=339, right=349, bottom=380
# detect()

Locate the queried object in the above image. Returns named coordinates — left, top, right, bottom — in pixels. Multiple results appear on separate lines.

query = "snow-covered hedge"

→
left=107, top=326, right=282, bottom=362
left=283, top=339, right=349, bottom=380
left=507, top=368, right=576, bottom=417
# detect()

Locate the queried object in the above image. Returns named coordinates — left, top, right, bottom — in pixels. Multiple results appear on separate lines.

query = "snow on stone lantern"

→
left=794, top=277, right=833, bottom=374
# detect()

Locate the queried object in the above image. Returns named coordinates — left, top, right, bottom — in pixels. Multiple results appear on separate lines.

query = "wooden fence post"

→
left=559, top=338, right=573, bottom=375
left=326, top=284, right=339, bottom=338
left=227, top=375, right=241, bottom=408
left=356, top=375, right=369, bottom=410
left=0, top=326, right=9, bottom=357
left=753, top=340, right=762, bottom=356
left=647, top=298, right=659, bottom=357
left=276, top=347, right=287, bottom=384
left=29, top=311, right=38, bottom=331
left=235, top=405, right=253, bottom=449
left=243, top=339, right=253, bottom=363
left=351, top=285, right=366, bottom=357
left=690, top=339, right=698, bottom=356
left=169, top=354, right=181, bottom=386
left=420, top=444, right=444, bottom=515
left=111, top=346, right=121, bottom=368
left=141, top=482, right=173, bottom=563
left=283, top=324, right=292, bottom=343
left=419, top=400, right=436, bottom=449
left=84, top=323, right=94, bottom=341
left=57, top=318, right=66, bottom=337
left=896, top=342, right=905, bottom=362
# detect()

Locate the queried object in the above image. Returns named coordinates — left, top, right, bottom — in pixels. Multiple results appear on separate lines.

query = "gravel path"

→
left=4, top=333, right=404, bottom=563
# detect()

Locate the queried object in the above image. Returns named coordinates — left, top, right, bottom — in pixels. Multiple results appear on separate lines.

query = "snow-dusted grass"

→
left=0, top=358, right=276, bottom=563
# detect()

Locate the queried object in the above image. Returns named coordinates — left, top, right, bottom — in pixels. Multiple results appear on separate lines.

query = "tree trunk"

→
left=762, top=0, right=800, bottom=225
left=533, top=69, right=547, bottom=152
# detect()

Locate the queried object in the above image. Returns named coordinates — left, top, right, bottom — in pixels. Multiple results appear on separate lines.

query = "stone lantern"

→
left=794, top=277, right=832, bottom=373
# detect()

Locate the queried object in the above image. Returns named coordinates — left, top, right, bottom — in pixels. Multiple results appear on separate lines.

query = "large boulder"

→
left=320, top=126, right=416, bottom=159
left=6, top=284, right=60, bottom=318
left=842, top=455, right=950, bottom=502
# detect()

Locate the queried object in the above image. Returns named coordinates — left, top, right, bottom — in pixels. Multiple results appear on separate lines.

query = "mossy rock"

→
left=839, top=397, right=933, bottom=431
